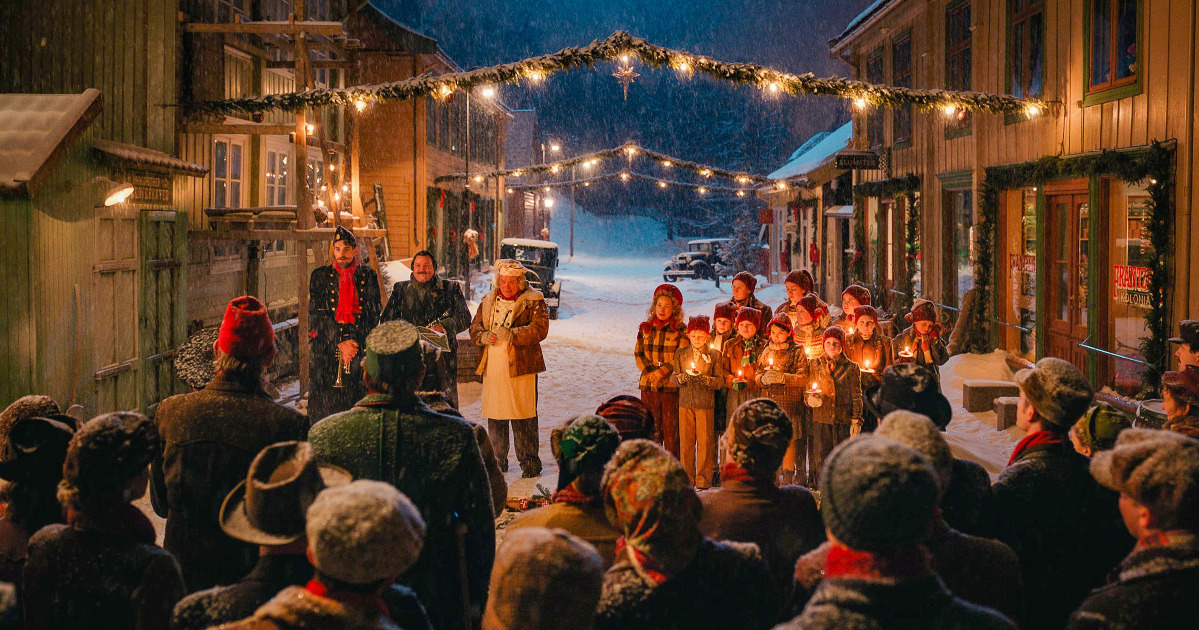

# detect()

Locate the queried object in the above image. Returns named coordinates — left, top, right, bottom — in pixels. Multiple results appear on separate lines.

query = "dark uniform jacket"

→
left=308, top=262, right=382, bottom=421
left=1068, top=535, right=1199, bottom=630
left=171, top=554, right=431, bottom=630
left=151, top=374, right=309, bottom=591
left=308, top=393, right=495, bottom=630
left=382, top=276, right=471, bottom=403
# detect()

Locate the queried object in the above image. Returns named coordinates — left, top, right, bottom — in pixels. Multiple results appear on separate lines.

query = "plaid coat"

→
left=755, top=342, right=807, bottom=408
left=635, top=320, right=689, bottom=392
left=805, top=354, right=863, bottom=425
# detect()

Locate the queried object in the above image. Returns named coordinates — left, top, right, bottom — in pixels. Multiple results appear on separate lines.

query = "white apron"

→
left=481, top=297, right=538, bottom=420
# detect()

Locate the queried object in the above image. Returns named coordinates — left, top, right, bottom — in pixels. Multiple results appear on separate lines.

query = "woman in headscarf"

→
left=594, top=440, right=772, bottom=630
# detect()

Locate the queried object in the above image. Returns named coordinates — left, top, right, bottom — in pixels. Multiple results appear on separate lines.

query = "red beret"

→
left=733, top=271, right=758, bottom=293
left=713, top=302, right=737, bottom=321
left=842, top=284, right=872, bottom=306
left=217, top=296, right=274, bottom=360
left=654, top=283, right=683, bottom=306
left=735, top=306, right=762, bottom=330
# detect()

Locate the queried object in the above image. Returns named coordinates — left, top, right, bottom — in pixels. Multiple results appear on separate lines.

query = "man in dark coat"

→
left=152, top=296, right=310, bottom=591
left=309, top=320, right=495, bottom=630
left=308, top=226, right=382, bottom=421
left=986, top=358, right=1132, bottom=630
left=1068, top=429, right=1199, bottom=630
left=381, top=249, right=471, bottom=406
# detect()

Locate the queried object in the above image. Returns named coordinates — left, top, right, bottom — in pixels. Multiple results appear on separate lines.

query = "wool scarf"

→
left=1008, top=429, right=1066, bottom=465
left=824, top=541, right=932, bottom=581
left=335, top=259, right=361, bottom=324
left=304, top=579, right=389, bottom=618
left=719, top=462, right=756, bottom=484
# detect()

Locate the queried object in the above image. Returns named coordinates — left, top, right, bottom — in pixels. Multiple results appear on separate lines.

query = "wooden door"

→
left=1045, top=193, right=1090, bottom=369
left=93, top=208, right=140, bottom=412
left=140, top=210, right=187, bottom=415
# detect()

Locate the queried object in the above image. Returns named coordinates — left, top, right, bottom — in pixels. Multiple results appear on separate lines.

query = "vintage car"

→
left=663, top=237, right=731, bottom=282
left=500, top=238, right=563, bottom=319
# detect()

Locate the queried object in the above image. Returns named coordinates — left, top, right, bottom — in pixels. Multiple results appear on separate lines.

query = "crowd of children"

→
left=635, top=270, right=950, bottom=488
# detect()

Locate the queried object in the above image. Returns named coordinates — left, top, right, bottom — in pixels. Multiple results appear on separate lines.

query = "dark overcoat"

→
left=308, top=262, right=382, bottom=421
left=381, top=276, right=470, bottom=403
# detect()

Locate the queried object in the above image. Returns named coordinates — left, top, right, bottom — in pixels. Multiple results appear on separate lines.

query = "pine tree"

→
left=718, top=210, right=761, bottom=275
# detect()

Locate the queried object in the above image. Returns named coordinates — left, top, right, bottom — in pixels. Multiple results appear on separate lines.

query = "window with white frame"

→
left=265, top=147, right=290, bottom=207
left=213, top=136, right=246, bottom=210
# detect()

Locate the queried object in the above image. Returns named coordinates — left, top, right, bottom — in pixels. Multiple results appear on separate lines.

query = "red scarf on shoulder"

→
left=824, top=541, right=931, bottom=581
left=335, top=259, right=361, bottom=324
left=1008, top=429, right=1065, bottom=465
left=305, top=579, right=389, bottom=618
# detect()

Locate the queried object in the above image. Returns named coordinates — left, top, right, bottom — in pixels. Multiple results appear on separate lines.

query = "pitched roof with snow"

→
left=93, top=139, right=208, bottom=177
left=768, top=121, right=852, bottom=181
left=0, top=89, right=102, bottom=197
left=830, top=0, right=897, bottom=49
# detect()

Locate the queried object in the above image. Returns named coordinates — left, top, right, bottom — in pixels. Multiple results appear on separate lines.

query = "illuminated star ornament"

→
left=612, top=62, right=640, bottom=100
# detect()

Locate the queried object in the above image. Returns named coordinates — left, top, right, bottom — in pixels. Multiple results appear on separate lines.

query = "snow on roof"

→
left=0, top=89, right=101, bottom=197
left=830, top=0, right=896, bottom=49
left=768, top=121, right=852, bottom=181
left=93, top=139, right=209, bottom=177
left=501, top=237, right=558, bottom=249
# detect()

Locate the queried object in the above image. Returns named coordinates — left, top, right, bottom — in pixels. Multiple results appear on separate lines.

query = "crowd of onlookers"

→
left=0, top=289, right=1197, bottom=630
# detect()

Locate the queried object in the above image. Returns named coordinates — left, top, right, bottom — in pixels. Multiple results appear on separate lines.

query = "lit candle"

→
left=807, top=381, right=822, bottom=395
left=848, top=327, right=855, bottom=335
left=899, top=346, right=914, bottom=358
left=861, top=359, right=875, bottom=374
left=768, top=357, right=775, bottom=368
left=709, top=342, right=719, bottom=350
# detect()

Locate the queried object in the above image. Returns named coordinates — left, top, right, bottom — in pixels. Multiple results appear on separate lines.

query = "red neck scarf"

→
left=1008, top=429, right=1066, bottom=465
left=553, top=482, right=598, bottom=506
left=335, top=260, right=361, bottom=324
left=615, top=537, right=671, bottom=586
left=304, top=579, right=389, bottom=618
left=824, top=541, right=932, bottom=581
left=719, top=462, right=756, bottom=484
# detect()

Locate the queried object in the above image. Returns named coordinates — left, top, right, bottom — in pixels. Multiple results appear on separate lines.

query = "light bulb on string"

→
left=474, top=175, right=484, bottom=183
left=942, top=103, right=958, bottom=117
left=700, top=169, right=711, bottom=178
left=736, top=190, right=747, bottom=197
left=658, top=181, right=667, bottom=188
left=526, top=69, right=544, bottom=84
left=506, top=187, right=514, bottom=193
left=738, top=176, right=750, bottom=185
left=698, top=187, right=707, bottom=194
left=853, top=97, right=868, bottom=110
left=544, top=186, right=551, bottom=192
left=620, top=172, right=630, bottom=182
left=438, top=84, right=453, bottom=98
left=551, top=165, right=560, bottom=174
left=480, top=85, right=497, bottom=99
left=1025, top=103, right=1040, bottom=118
left=354, top=99, right=367, bottom=112
left=662, top=160, right=672, bottom=167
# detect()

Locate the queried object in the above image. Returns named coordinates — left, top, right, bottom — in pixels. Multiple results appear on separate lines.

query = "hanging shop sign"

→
left=835, top=151, right=881, bottom=170
left=1113, top=264, right=1152, bottom=307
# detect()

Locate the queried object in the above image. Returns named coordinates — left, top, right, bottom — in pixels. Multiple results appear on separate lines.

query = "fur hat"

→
left=822, top=325, right=847, bottom=346
left=905, top=299, right=937, bottom=324
left=482, top=527, right=605, bottom=630
left=732, top=271, right=757, bottom=293
left=0, top=414, right=77, bottom=483
left=494, top=259, right=529, bottom=278
left=713, top=302, right=737, bottom=322
left=853, top=305, right=879, bottom=325
left=798, top=294, right=827, bottom=320
left=61, top=412, right=159, bottom=509
left=306, top=480, right=426, bottom=585
left=842, top=285, right=872, bottom=306
left=595, top=395, right=654, bottom=442
left=363, top=320, right=422, bottom=384
left=333, top=225, right=357, bottom=247
left=820, top=436, right=939, bottom=551
left=0, top=395, right=60, bottom=453
left=686, top=316, right=712, bottom=335
left=875, top=411, right=953, bottom=496
left=784, top=269, right=814, bottom=294
left=735, top=306, right=762, bottom=330
left=174, top=327, right=218, bottom=390
left=870, top=364, right=953, bottom=430
left=1071, top=403, right=1131, bottom=453
left=1015, top=357, right=1095, bottom=429
left=1162, top=366, right=1199, bottom=407
left=217, top=296, right=275, bottom=360
left=1090, top=429, right=1199, bottom=530
left=767, top=313, right=793, bottom=337
left=725, top=398, right=792, bottom=478
left=653, top=283, right=683, bottom=307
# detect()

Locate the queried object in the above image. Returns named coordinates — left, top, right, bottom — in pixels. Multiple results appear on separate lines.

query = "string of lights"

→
left=504, top=170, right=782, bottom=196
left=197, top=31, right=1057, bottom=119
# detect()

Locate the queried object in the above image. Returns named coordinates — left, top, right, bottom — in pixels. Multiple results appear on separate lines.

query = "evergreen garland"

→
left=196, top=31, right=1056, bottom=118
left=970, top=142, right=1174, bottom=393
left=853, top=174, right=922, bottom=312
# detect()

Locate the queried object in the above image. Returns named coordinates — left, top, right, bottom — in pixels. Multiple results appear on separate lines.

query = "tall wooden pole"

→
left=294, top=4, right=313, bottom=400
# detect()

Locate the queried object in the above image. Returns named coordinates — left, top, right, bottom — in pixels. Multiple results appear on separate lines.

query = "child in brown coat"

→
left=804, top=326, right=863, bottom=488
left=671, top=316, right=727, bottom=488
left=724, top=307, right=766, bottom=413
left=755, top=313, right=809, bottom=486
left=844, top=305, right=894, bottom=392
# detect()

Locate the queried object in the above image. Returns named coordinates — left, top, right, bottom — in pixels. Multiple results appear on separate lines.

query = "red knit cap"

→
left=785, top=269, right=814, bottom=294
left=654, top=283, right=683, bottom=307
left=687, top=316, right=712, bottom=335
left=842, top=284, right=872, bottom=306
left=905, top=299, right=937, bottom=324
left=713, top=302, right=737, bottom=322
left=854, top=305, right=879, bottom=324
left=733, top=271, right=757, bottom=293
left=735, top=306, right=762, bottom=330
left=217, top=296, right=274, bottom=359
left=798, top=294, right=827, bottom=320
left=823, top=325, right=847, bottom=345
left=767, top=313, right=793, bottom=336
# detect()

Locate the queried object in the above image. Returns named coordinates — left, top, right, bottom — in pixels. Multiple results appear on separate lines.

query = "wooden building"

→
left=503, top=108, right=552, bottom=240
left=829, top=0, right=1199, bottom=397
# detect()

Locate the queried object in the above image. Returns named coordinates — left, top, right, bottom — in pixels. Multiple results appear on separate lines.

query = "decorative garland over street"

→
left=437, top=141, right=793, bottom=189
left=196, top=31, right=1057, bottom=118
left=971, top=141, right=1174, bottom=393
left=853, top=174, right=921, bottom=312
left=506, top=170, right=760, bottom=196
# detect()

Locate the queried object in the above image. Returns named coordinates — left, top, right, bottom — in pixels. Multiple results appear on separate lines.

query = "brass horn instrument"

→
left=334, top=348, right=346, bottom=388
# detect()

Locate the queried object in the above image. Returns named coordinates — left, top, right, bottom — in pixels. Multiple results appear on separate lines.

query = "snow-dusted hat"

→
left=1015, top=357, right=1094, bottom=429
left=784, top=269, right=814, bottom=293
left=686, top=316, right=711, bottom=335
left=1162, top=365, right=1199, bottom=407
left=61, top=412, right=159, bottom=508
left=0, top=414, right=77, bottom=483
left=0, top=395, right=60, bottom=453
left=906, top=299, right=937, bottom=324
left=853, top=305, right=879, bottom=324
left=1091, top=428, right=1199, bottom=529
left=842, top=284, right=872, bottom=306
left=654, top=283, right=683, bottom=306
left=333, top=225, right=357, bottom=247
left=735, top=306, right=761, bottom=330
left=482, top=527, right=604, bottom=630
left=220, top=441, right=351, bottom=546
left=798, top=294, right=827, bottom=320
left=876, top=411, right=953, bottom=496
left=713, top=302, right=737, bottom=322
left=822, top=325, right=847, bottom=346
left=363, top=320, right=422, bottom=383
left=821, top=435, right=939, bottom=551
left=732, top=271, right=757, bottom=293
left=306, top=480, right=426, bottom=585
left=725, top=398, right=792, bottom=478
left=494, top=259, right=528, bottom=277
left=174, top=327, right=218, bottom=390
left=767, top=313, right=793, bottom=336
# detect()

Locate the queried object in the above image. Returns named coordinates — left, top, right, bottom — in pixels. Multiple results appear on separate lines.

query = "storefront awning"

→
left=823, top=205, right=854, bottom=218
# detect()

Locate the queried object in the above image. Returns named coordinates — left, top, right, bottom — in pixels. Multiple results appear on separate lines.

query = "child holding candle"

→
left=804, top=326, right=863, bottom=488
left=724, top=306, right=766, bottom=413
left=710, top=302, right=738, bottom=450
left=845, top=305, right=894, bottom=392
left=788, top=294, right=828, bottom=359
left=892, top=299, right=949, bottom=383
left=754, top=313, right=808, bottom=486
left=635, top=284, right=688, bottom=457
left=670, top=316, right=727, bottom=488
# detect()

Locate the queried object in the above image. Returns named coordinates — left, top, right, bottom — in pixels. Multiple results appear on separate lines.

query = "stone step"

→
left=963, top=379, right=1021, bottom=413
left=994, top=396, right=1020, bottom=431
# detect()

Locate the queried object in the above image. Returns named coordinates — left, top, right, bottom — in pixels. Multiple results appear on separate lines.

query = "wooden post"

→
left=294, top=4, right=314, bottom=400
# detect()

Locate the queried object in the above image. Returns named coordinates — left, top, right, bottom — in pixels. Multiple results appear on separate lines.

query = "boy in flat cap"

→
left=308, top=226, right=382, bottom=421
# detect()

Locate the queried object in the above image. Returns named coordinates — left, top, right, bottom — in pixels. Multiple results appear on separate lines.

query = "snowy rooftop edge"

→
left=830, top=0, right=895, bottom=48
left=0, top=89, right=101, bottom=196
left=768, top=121, right=852, bottom=181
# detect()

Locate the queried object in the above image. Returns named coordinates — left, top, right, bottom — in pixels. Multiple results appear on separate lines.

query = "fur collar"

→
left=251, top=586, right=392, bottom=630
